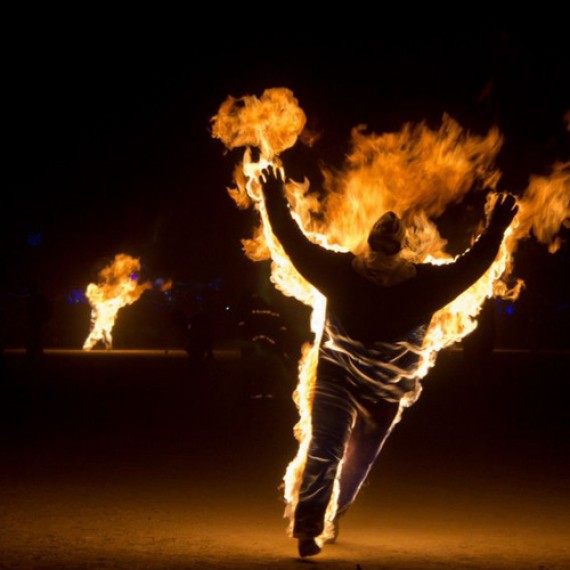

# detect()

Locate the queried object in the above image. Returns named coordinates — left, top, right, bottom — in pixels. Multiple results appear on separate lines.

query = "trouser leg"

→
left=335, top=397, right=400, bottom=517
left=293, top=359, right=356, bottom=538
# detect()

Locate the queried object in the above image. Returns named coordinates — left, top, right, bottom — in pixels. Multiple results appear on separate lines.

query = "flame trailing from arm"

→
left=211, top=87, right=570, bottom=539
left=212, top=88, right=328, bottom=533
left=83, top=254, right=156, bottom=351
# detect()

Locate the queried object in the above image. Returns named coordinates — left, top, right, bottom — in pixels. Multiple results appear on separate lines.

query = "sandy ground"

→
left=0, top=349, right=569, bottom=569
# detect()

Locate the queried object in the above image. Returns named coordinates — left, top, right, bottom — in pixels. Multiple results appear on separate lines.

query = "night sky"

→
left=4, top=23, right=569, bottom=326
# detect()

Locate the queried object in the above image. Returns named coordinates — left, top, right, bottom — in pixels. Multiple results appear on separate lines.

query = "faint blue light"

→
left=130, top=273, right=138, bottom=281
left=66, top=288, right=87, bottom=304
left=209, top=278, right=224, bottom=291
left=27, top=232, right=43, bottom=247
left=495, top=299, right=515, bottom=315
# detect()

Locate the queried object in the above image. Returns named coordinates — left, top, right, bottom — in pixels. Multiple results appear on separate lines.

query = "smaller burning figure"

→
left=82, top=254, right=152, bottom=350
left=260, top=167, right=518, bottom=557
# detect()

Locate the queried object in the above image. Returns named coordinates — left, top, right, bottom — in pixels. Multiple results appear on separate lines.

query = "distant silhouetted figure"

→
left=237, top=290, right=291, bottom=400
left=24, top=283, right=52, bottom=369
left=185, top=306, right=215, bottom=368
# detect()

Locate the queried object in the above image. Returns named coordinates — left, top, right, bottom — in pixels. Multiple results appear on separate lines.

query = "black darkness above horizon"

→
left=4, top=24, right=569, bottom=299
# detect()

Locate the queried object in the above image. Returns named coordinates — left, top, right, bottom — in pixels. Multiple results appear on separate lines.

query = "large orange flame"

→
left=83, top=254, right=153, bottom=350
left=211, top=87, right=570, bottom=541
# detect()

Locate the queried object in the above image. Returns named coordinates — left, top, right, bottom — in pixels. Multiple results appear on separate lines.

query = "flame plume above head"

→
left=211, top=87, right=570, bottom=540
left=83, top=253, right=154, bottom=351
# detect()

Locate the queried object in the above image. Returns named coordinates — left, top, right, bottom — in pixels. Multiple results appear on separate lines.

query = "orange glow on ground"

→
left=0, top=350, right=568, bottom=569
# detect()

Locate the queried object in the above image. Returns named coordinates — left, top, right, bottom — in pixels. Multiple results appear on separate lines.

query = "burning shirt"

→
left=321, top=315, right=427, bottom=405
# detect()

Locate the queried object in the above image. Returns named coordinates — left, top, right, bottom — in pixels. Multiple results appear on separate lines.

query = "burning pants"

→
left=293, top=357, right=400, bottom=539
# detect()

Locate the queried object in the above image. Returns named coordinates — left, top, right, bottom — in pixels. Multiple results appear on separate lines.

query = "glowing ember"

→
left=211, top=87, right=570, bottom=541
left=83, top=254, right=153, bottom=351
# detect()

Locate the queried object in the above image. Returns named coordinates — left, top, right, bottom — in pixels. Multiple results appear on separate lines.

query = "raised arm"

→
left=414, top=194, right=519, bottom=313
left=260, top=167, right=351, bottom=293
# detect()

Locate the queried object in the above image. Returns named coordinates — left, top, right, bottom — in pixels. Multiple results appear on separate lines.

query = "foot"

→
left=298, top=537, right=321, bottom=558
left=324, top=515, right=340, bottom=544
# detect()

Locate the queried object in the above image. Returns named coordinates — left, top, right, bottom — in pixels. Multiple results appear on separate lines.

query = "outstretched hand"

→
left=260, top=166, right=285, bottom=196
left=489, top=193, right=518, bottom=229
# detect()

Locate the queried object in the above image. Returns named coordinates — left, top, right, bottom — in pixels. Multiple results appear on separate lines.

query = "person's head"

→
left=368, top=211, right=405, bottom=255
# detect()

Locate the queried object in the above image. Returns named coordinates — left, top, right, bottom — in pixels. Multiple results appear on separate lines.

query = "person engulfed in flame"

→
left=260, top=167, right=518, bottom=558
left=352, top=211, right=417, bottom=286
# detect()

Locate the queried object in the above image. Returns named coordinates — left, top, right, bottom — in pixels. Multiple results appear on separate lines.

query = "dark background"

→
left=3, top=21, right=569, bottom=350
left=1, top=20, right=569, bottom=568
